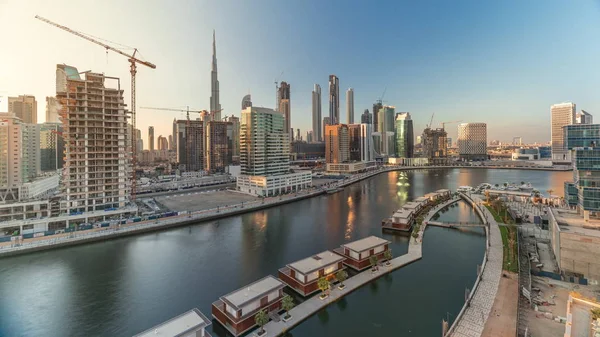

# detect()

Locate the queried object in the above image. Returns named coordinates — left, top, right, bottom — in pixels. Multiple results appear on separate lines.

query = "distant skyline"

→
left=1, top=0, right=600, bottom=144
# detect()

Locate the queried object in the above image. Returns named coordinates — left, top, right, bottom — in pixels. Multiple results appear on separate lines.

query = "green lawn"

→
left=485, top=204, right=518, bottom=272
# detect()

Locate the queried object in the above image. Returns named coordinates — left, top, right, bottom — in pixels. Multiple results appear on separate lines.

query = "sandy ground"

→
left=156, top=190, right=259, bottom=212
left=482, top=272, right=518, bottom=337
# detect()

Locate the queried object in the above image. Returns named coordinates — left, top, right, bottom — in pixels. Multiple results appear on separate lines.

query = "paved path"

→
left=253, top=197, right=460, bottom=337
left=448, top=195, right=503, bottom=337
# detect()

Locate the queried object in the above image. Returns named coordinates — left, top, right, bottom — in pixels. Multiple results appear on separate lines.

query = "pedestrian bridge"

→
left=427, top=221, right=486, bottom=228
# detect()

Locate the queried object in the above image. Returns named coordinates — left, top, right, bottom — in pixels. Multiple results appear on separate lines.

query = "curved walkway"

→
left=447, top=194, right=503, bottom=337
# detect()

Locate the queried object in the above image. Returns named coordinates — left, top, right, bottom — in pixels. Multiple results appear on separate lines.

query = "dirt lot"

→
left=482, top=272, right=518, bottom=337
left=156, top=190, right=259, bottom=212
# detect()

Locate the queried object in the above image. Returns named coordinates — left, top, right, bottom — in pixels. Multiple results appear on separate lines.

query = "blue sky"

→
left=1, top=0, right=600, bottom=144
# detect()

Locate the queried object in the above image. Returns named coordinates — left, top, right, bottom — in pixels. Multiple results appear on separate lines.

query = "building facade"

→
left=361, top=109, right=372, bottom=124
left=176, top=120, right=204, bottom=172
left=312, top=84, right=322, bottom=142
left=322, top=116, right=330, bottom=141
left=56, top=64, right=131, bottom=213
left=422, top=128, right=448, bottom=163
left=210, top=31, right=221, bottom=120
left=551, top=102, right=576, bottom=162
left=227, top=115, right=240, bottom=163
left=157, top=135, right=168, bottom=151
left=21, top=123, right=40, bottom=182
left=372, top=102, right=383, bottom=132
left=205, top=121, right=231, bottom=173
left=8, top=95, right=37, bottom=124
left=564, top=124, right=600, bottom=216
left=40, top=123, right=64, bottom=172
left=45, top=96, right=60, bottom=123
left=278, top=81, right=291, bottom=140
left=360, top=123, right=374, bottom=162
left=346, top=88, right=354, bottom=124
left=241, top=94, right=252, bottom=110
left=0, top=114, right=22, bottom=188
left=348, top=124, right=361, bottom=161
left=457, top=122, right=487, bottom=161
left=325, top=124, right=349, bottom=164
left=148, top=126, right=154, bottom=151
left=278, top=251, right=345, bottom=296
left=576, top=110, right=593, bottom=125
left=329, top=75, right=339, bottom=125
left=394, top=112, right=414, bottom=158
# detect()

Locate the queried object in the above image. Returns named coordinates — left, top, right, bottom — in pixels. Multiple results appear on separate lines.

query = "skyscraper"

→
left=40, top=122, right=64, bottom=172
left=372, top=102, right=383, bottom=132
left=348, top=124, right=361, bottom=161
left=325, top=124, right=349, bottom=164
left=395, top=112, right=414, bottom=158
left=56, top=64, right=130, bottom=213
left=176, top=120, right=204, bottom=171
left=210, top=30, right=221, bottom=121
left=241, top=94, right=252, bottom=110
left=45, top=96, right=60, bottom=123
left=551, top=102, right=576, bottom=162
left=237, top=107, right=311, bottom=196
left=361, top=109, right=372, bottom=124
left=360, top=124, right=374, bottom=162
left=148, top=126, right=155, bottom=151
left=227, top=116, right=240, bottom=163
left=422, top=128, right=448, bottom=164
left=378, top=106, right=396, bottom=155
left=322, top=116, right=331, bottom=141
left=205, top=121, right=231, bottom=173
left=278, top=81, right=291, bottom=139
left=457, top=123, right=487, bottom=161
left=346, top=88, right=354, bottom=124
left=576, top=110, right=593, bottom=125
left=329, top=75, right=339, bottom=124
left=157, top=135, right=168, bottom=151
left=312, top=84, right=322, bottom=142
left=21, top=123, right=40, bottom=182
left=0, top=114, right=22, bottom=188
left=8, top=95, right=37, bottom=124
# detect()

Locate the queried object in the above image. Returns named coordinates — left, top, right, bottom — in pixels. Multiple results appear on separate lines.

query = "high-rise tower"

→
left=278, top=82, right=291, bottom=140
left=312, top=84, right=322, bottom=142
left=346, top=88, right=354, bottom=124
left=148, top=126, right=155, bottom=151
left=551, top=102, right=576, bottom=162
left=329, top=75, right=339, bottom=125
left=210, top=30, right=221, bottom=121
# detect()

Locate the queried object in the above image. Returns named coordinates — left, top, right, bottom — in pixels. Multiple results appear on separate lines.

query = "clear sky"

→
left=1, top=0, right=600, bottom=145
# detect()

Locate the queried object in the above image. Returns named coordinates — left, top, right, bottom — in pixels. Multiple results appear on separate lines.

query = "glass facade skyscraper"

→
left=564, top=124, right=600, bottom=214
left=394, top=112, right=414, bottom=158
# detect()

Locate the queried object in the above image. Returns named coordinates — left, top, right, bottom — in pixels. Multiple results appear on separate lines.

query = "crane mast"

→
left=35, top=15, right=156, bottom=204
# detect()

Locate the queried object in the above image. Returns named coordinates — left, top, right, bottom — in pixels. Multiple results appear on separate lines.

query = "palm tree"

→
left=254, top=309, right=269, bottom=335
left=520, top=181, right=525, bottom=186
left=384, top=249, right=393, bottom=266
left=317, top=276, right=330, bottom=299
left=369, top=255, right=378, bottom=272
left=336, top=270, right=348, bottom=289
left=281, top=294, right=294, bottom=320
left=494, top=184, right=499, bottom=188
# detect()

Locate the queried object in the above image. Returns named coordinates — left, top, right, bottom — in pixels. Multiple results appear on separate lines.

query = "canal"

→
left=0, top=168, right=570, bottom=337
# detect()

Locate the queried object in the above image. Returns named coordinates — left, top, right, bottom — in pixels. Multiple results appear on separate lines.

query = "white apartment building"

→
left=21, top=123, right=40, bottom=182
left=56, top=64, right=131, bottom=213
left=551, top=102, right=576, bottom=162
left=457, top=122, right=487, bottom=161
left=360, top=123, right=374, bottom=162
left=237, top=107, right=311, bottom=196
left=0, top=114, right=22, bottom=189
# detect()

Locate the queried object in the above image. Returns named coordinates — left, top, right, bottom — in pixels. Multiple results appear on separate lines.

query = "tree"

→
left=281, top=294, right=294, bottom=319
left=494, top=184, right=499, bottom=188
left=254, top=309, right=269, bottom=335
left=592, top=308, right=600, bottom=320
left=336, top=270, right=348, bottom=288
left=384, top=249, right=393, bottom=265
left=317, top=276, right=330, bottom=298
left=369, top=255, right=378, bottom=271
left=520, top=181, right=525, bottom=186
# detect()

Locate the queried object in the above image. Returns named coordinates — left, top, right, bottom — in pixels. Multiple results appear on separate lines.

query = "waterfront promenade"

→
left=252, top=197, right=460, bottom=337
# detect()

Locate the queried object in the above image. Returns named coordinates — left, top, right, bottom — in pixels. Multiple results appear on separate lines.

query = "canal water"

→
left=0, top=169, right=570, bottom=337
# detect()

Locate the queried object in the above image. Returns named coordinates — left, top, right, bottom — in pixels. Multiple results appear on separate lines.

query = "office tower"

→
left=168, top=135, right=173, bottom=151
left=295, top=128, right=301, bottom=142
left=564, top=124, right=600, bottom=217
left=8, top=95, right=37, bottom=124
left=45, top=96, right=60, bottom=123
left=325, top=124, right=349, bottom=163
left=576, top=110, right=593, bottom=125
left=148, top=126, right=154, bottom=151
left=394, top=112, right=414, bottom=158
left=241, top=94, right=252, bottom=110
left=360, top=123, right=374, bottom=162
left=278, top=81, right=291, bottom=139
left=551, top=102, right=576, bottom=162
left=312, top=84, right=322, bottom=142
left=322, top=116, right=331, bottom=141
left=176, top=120, right=204, bottom=171
left=372, top=102, right=383, bottom=132
left=56, top=64, right=130, bottom=212
left=348, top=124, right=361, bottom=161
left=157, top=135, right=168, bottom=151
left=135, top=128, right=143, bottom=155
left=0, top=114, right=22, bottom=188
left=346, top=88, right=354, bottom=124
left=329, top=75, right=339, bottom=124
left=377, top=106, right=396, bottom=155
left=447, top=137, right=452, bottom=149
left=457, top=123, right=487, bottom=161
left=422, top=128, right=448, bottom=163
left=210, top=31, right=221, bottom=121
left=361, top=109, right=372, bottom=124
left=227, top=116, right=240, bottom=162
left=171, top=118, right=177, bottom=151
left=237, top=107, right=310, bottom=196
left=40, top=122, right=65, bottom=172
left=205, top=121, right=231, bottom=173
left=21, top=123, right=41, bottom=182
left=306, top=131, right=313, bottom=143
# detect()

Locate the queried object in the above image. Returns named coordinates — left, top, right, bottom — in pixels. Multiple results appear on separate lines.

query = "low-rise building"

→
left=236, top=171, right=312, bottom=197
left=334, top=236, right=391, bottom=271
left=134, top=308, right=212, bottom=337
left=278, top=250, right=345, bottom=296
left=326, top=161, right=375, bottom=174
left=212, top=276, right=286, bottom=336
left=564, top=293, right=600, bottom=337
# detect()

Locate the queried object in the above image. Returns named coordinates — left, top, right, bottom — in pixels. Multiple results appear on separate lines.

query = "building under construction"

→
left=175, top=120, right=204, bottom=172
left=205, top=121, right=232, bottom=173
left=56, top=64, right=131, bottom=213
left=422, top=127, right=448, bottom=164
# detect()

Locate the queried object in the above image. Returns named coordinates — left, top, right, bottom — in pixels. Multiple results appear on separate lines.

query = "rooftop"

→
left=288, top=250, right=345, bottom=275
left=221, top=276, right=285, bottom=310
left=550, top=208, right=600, bottom=238
left=402, top=202, right=421, bottom=210
left=342, top=236, right=390, bottom=252
left=393, top=209, right=413, bottom=220
left=435, top=189, right=451, bottom=193
left=414, top=197, right=429, bottom=203
left=133, top=308, right=210, bottom=337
